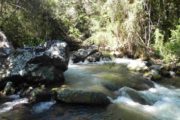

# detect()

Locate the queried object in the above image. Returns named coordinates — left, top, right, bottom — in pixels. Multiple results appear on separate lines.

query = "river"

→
left=0, top=60, right=180, bottom=120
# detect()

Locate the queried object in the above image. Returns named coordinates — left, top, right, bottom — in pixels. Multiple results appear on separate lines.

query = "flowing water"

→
left=112, top=83, right=180, bottom=120
left=0, top=60, right=180, bottom=120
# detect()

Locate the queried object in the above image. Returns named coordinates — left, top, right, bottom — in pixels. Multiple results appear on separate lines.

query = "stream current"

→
left=0, top=59, right=180, bottom=120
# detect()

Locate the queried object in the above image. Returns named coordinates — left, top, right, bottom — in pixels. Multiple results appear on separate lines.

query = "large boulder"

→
left=0, top=40, right=69, bottom=88
left=54, top=88, right=110, bottom=105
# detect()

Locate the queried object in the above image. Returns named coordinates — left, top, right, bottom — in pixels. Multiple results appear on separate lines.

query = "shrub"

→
left=153, top=23, right=180, bottom=62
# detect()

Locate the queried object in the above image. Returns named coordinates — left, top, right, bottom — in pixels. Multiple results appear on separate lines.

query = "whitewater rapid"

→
left=113, top=83, right=180, bottom=120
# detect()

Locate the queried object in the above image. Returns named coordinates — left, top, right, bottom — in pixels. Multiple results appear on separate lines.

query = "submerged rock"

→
left=55, top=88, right=110, bottom=105
left=98, top=72, right=154, bottom=91
left=116, top=87, right=150, bottom=105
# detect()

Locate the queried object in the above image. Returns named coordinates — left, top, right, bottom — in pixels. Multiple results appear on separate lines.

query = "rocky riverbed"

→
left=0, top=62, right=180, bottom=120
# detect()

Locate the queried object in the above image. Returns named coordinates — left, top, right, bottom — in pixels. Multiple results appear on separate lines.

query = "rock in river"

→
left=0, top=40, right=69, bottom=88
left=116, top=87, right=150, bottom=105
left=71, top=45, right=99, bottom=63
left=54, top=88, right=111, bottom=105
left=144, top=69, right=162, bottom=81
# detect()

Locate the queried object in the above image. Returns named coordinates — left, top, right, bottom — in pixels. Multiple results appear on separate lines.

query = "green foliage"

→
left=0, top=0, right=48, bottom=47
left=84, top=0, right=148, bottom=58
left=0, top=0, right=79, bottom=47
left=153, top=23, right=180, bottom=62
left=167, top=24, right=180, bottom=54
left=0, top=0, right=179, bottom=63
left=154, top=29, right=164, bottom=55
left=149, top=0, right=179, bottom=41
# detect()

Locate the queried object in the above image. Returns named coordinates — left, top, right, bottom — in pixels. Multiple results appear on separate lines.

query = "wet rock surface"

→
left=55, top=88, right=111, bottom=105
left=144, top=70, right=162, bottom=81
left=71, top=45, right=111, bottom=63
left=0, top=40, right=69, bottom=87
left=116, top=87, right=150, bottom=105
left=71, top=45, right=98, bottom=63
left=20, top=85, right=53, bottom=103
left=0, top=40, right=69, bottom=103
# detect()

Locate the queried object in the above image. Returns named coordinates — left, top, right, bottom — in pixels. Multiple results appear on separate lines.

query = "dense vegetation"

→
left=0, top=0, right=179, bottom=62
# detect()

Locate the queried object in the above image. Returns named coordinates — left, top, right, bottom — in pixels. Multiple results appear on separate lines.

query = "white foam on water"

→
left=113, top=83, right=180, bottom=120
left=114, top=58, right=146, bottom=65
left=32, top=101, right=56, bottom=113
left=0, top=98, right=28, bottom=114
left=113, top=96, right=140, bottom=106
left=69, top=58, right=147, bottom=67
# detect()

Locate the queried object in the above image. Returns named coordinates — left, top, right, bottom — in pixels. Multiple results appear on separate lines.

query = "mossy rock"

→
left=54, top=88, right=110, bottom=105
left=144, top=70, right=162, bottom=81
left=28, top=86, right=52, bottom=103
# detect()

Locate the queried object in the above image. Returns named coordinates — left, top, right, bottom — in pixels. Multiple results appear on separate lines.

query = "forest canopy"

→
left=0, top=0, right=179, bottom=62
